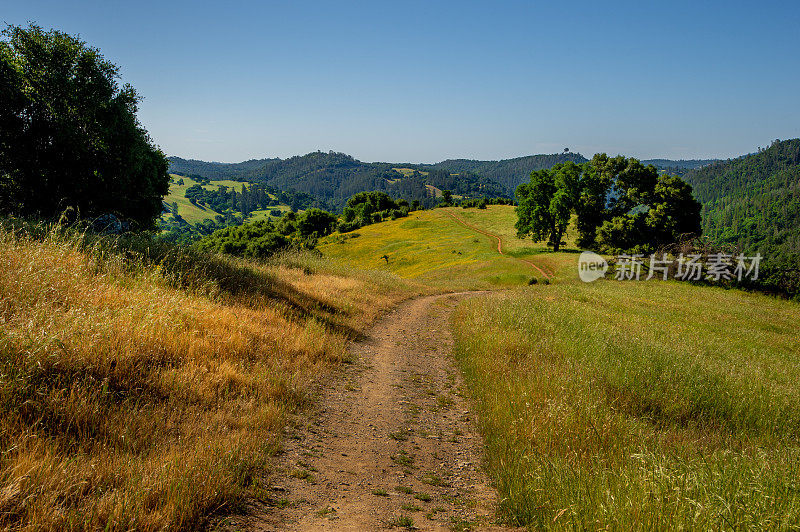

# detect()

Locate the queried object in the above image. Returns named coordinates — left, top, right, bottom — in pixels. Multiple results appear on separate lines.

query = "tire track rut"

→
left=236, top=292, right=514, bottom=531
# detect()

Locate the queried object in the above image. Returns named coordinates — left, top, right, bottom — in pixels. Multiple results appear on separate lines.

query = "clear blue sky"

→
left=4, top=1, right=799, bottom=163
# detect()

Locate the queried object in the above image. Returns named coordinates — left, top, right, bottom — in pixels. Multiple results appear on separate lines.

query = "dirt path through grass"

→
left=444, top=211, right=553, bottom=279
left=238, top=292, right=512, bottom=531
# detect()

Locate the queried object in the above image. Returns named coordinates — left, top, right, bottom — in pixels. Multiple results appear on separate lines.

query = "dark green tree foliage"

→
left=515, top=157, right=701, bottom=254
left=194, top=220, right=289, bottom=259
left=572, top=155, right=701, bottom=253
left=574, top=154, right=622, bottom=248
left=596, top=159, right=700, bottom=253
left=440, top=190, right=453, bottom=206
left=340, top=191, right=409, bottom=231
left=515, top=162, right=581, bottom=252
left=168, top=158, right=278, bottom=181
left=459, top=196, right=514, bottom=208
left=194, top=206, right=338, bottom=260
left=0, top=25, right=169, bottom=228
left=296, top=208, right=337, bottom=238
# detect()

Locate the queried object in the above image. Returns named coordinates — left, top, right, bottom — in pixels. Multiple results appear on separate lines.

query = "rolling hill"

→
left=5, top=199, right=799, bottom=529
left=169, top=152, right=508, bottom=209
left=167, top=157, right=278, bottom=181
left=159, top=174, right=308, bottom=241
left=169, top=152, right=715, bottom=210
left=317, top=202, right=800, bottom=529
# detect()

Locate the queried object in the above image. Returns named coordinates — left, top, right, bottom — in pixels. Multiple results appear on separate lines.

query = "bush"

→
left=297, top=208, right=337, bottom=237
left=195, top=220, right=290, bottom=259
left=337, top=220, right=361, bottom=233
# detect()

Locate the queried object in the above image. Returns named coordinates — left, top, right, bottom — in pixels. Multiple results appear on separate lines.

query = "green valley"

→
left=2, top=16, right=798, bottom=532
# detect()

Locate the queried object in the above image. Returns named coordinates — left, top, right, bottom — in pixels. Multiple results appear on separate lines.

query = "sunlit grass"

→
left=453, top=205, right=579, bottom=254
left=452, top=279, right=800, bottom=529
left=319, top=208, right=557, bottom=290
left=0, top=222, right=412, bottom=530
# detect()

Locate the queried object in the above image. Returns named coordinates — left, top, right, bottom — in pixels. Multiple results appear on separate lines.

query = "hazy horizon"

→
left=167, top=149, right=732, bottom=166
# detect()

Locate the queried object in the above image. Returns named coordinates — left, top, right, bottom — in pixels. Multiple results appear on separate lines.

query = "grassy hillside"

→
left=452, top=280, right=800, bottom=529
left=319, top=206, right=563, bottom=290
left=321, top=203, right=800, bottom=529
left=0, top=222, right=415, bottom=530
left=6, top=198, right=798, bottom=529
left=453, top=205, right=579, bottom=255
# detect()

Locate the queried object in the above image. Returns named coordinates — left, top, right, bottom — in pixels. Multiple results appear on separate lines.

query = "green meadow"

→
left=319, top=207, right=556, bottom=290
left=452, top=279, right=800, bottom=529
left=323, top=204, right=800, bottom=530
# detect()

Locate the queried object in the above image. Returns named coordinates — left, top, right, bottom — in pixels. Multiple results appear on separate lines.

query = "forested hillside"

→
left=416, top=152, right=588, bottom=191
left=641, top=158, right=717, bottom=176
left=169, top=152, right=508, bottom=209
left=167, top=157, right=277, bottom=181
left=683, top=139, right=800, bottom=268
left=170, top=152, right=718, bottom=210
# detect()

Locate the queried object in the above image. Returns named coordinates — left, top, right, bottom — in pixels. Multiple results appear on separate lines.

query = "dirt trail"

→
left=443, top=211, right=553, bottom=279
left=236, top=293, right=513, bottom=531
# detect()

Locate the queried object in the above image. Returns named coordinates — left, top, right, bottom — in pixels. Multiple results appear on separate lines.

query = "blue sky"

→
left=4, top=1, right=799, bottom=162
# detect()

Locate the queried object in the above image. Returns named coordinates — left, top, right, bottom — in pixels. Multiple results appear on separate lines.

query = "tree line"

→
left=180, top=177, right=317, bottom=214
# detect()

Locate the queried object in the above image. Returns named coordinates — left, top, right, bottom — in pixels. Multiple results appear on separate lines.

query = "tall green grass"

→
left=452, top=280, right=800, bottom=529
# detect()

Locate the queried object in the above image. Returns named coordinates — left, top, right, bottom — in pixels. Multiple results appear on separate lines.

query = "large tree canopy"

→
left=515, top=162, right=581, bottom=252
left=0, top=24, right=169, bottom=228
left=516, top=156, right=701, bottom=254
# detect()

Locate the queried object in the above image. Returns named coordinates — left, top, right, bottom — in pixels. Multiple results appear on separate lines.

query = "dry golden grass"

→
left=0, top=224, right=413, bottom=530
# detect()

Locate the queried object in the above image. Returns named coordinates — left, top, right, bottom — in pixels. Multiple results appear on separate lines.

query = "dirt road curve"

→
left=443, top=211, right=553, bottom=279
left=236, top=293, right=513, bottom=531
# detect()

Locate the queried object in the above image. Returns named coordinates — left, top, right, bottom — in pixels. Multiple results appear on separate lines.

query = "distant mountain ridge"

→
left=168, top=157, right=278, bottom=181
left=641, top=158, right=717, bottom=169
left=169, top=151, right=508, bottom=209
left=413, top=153, right=589, bottom=192
left=169, top=151, right=713, bottom=208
